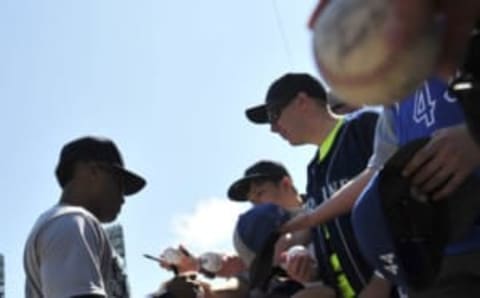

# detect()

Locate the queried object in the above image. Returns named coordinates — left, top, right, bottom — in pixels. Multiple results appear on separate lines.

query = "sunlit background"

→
left=0, top=1, right=320, bottom=296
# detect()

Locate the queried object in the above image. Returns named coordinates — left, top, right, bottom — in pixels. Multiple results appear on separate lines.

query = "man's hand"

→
left=158, top=245, right=199, bottom=274
left=280, top=213, right=313, bottom=234
left=216, top=255, right=246, bottom=278
left=386, top=0, right=479, bottom=80
left=284, top=252, right=316, bottom=284
left=274, top=231, right=311, bottom=265
left=310, top=0, right=479, bottom=81
left=274, top=233, right=295, bottom=265
left=402, top=125, right=480, bottom=200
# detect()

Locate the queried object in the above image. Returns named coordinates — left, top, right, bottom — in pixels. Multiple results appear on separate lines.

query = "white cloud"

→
left=171, top=197, right=249, bottom=254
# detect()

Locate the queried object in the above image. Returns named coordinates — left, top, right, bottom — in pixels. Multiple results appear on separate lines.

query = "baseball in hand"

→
left=286, top=245, right=310, bottom=263
left=161, top=247, right=183, bottom=265
left=198, top=252, right=223, bottom=273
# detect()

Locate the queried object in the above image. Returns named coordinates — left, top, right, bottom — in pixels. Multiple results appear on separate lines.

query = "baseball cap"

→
left=233, top=203, right=291, bottom=290
left=246, top=73, right=327, bottom=124
left=352, top=138, right=480, bottom=289
left=55, top=136, right=146, bottom=195
left=227, top=160, right=290, bottom=202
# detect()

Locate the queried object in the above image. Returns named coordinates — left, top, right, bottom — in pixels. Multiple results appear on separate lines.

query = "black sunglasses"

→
left=266, top=100, right=293, bottom=123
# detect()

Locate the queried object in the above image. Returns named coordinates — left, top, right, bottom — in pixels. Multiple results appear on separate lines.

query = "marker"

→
left=178, top=246, right=192, bottom=257
left=144, top=253, right=179, bottom=275
left=143, top=254, right=161, bottom=262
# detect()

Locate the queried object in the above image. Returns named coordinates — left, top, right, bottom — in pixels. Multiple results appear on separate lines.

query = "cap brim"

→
left=245, top=105, right=269, bottom=124
left=113, top=166, right=147, bottom=195
left=227, top=174, right=273, bottom=202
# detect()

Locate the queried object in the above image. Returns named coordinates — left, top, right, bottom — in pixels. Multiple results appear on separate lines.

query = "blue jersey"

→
left=391, top=76, right=464, bottom=144
left=306, top=109, right=378, bottom=297
left=390, top=76, right=480, bottom=255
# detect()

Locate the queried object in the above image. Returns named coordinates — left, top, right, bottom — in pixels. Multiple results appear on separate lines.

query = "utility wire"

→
left=271, top=0, right=294, bottom=68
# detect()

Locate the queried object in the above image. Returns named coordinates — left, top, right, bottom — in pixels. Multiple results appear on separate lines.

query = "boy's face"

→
left=270, top=95, right=311, bottom=146
left=246, top=180, right=284, bottom=205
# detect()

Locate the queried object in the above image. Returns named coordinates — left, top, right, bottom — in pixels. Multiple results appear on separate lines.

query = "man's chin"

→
left=280, top=134, right=295, bottom=145
left=287, top=139, right=303, bottom=146
left=101, top=212, right=119, bottom=223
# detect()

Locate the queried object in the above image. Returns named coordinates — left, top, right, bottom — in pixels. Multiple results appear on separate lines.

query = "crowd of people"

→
left=22, top=1, right=479, bottom=298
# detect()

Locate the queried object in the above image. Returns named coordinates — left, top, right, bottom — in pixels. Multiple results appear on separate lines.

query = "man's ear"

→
left=280, top=176, right=293, bottom=190
left=87, top=161, right=99, bottom=174
left=296, top=92, right=311, bottom=111
left=85, top=162, right=103, bottom=183
left=71, top=161, right=94, bottom=181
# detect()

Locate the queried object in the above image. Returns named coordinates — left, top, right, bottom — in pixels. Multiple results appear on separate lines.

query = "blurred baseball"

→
left=286, top=245, right=310, bottom=263
left=312, top=0, right=440, bottom=105
left=161, top=247, right=182, bottom=265
left=198, top=252, right=223, bottom=273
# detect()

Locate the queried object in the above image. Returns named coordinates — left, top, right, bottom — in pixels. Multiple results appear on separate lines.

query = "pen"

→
left=143, top=254, right=161, bottom=262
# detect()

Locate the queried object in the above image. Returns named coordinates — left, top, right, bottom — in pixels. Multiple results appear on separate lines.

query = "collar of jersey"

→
left=318, top=119, right=344, bottom=162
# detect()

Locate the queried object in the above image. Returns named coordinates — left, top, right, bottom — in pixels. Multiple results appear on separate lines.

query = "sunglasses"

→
left=266, top=99, right=293, bottom=123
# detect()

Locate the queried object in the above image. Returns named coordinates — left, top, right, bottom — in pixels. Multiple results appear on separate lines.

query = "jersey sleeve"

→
left=367, top=108, right=399, bottom=170
left=36, top=213, right=107, bottom=298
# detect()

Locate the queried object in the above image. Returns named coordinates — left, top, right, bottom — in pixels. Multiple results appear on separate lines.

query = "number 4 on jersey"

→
left=413, top=83, right=436, bottom=127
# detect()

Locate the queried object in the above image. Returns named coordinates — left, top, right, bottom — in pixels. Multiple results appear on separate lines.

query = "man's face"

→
left=268, top=95, right=310, bottom=145
left=246, top=180, right=284, bottom=205
left=93, top=163, right=125, bottom=222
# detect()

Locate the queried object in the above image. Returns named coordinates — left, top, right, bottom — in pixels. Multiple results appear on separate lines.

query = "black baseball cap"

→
left=246, top=73, right=326, bottom=124
left=55, top=136, right=146, bottom=195
left=377, top=138, right=480, bottom=289
left=227, top=160, right=290, bottom=202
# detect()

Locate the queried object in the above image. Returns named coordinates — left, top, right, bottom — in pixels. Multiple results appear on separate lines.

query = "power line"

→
left=271, top=0, right=294, bottom=67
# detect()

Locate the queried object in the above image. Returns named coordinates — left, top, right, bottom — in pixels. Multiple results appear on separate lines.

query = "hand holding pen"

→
left=144, top=245, right=198, bottom=275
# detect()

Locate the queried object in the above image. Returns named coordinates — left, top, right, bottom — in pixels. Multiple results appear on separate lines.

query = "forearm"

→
left=290, top=229, right=312, bottom=246
left=358, top=274, right=392, bottom=298
left=281, top=168, right=375, bottom=233
left=306, top=167, right=375, bottom=225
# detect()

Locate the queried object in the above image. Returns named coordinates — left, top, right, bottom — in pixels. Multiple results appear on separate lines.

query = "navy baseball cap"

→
left=55, top=136, right=146, bottom=195
left=233, top=203, right=291, bottom=289
left=353, top=138, right=480, bottom=290
left=227, top=160, right=290, bottom=202
left=246, top=73, right=327, bottom=124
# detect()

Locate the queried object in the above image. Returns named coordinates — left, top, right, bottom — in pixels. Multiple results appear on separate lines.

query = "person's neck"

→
left=282, top=194, right=303, bottom=209
left=59, top=184, right=91, bottom=211
left=312, top=115, right=338, bottom=146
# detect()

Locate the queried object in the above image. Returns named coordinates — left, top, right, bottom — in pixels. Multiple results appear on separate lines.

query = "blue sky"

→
left=0, top=1, right=320, bottom=296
